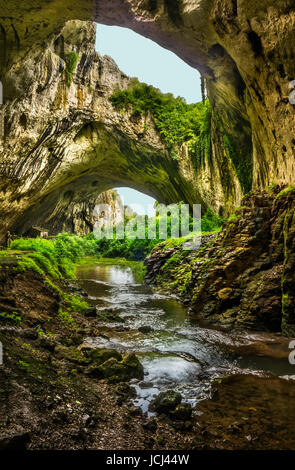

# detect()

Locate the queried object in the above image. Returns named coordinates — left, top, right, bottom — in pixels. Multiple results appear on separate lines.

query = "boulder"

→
left=87, top=348, right=122, bottom=364
left=87, top=352, right=144, bottom=382
left=170, top=403, right=192, bottom=421
left=84, top=306, right=97, bottom=317
left=138, top=325, right=154, bottom=334
left=54, top=345, right=89, bottom=365
left=149, top=390, right=182, bottom=414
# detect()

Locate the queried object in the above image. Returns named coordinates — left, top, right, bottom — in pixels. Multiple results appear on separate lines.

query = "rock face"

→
left=145, top=186, right=295, bottom=336
left=20, top=188, right=124, bottom=237
left=1, top=1, right=295, bottom=207
left=0, top=18, right=243, bottom=240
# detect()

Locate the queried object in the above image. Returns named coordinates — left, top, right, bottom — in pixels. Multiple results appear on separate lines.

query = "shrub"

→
left=11, top=234, right=100, bottom=278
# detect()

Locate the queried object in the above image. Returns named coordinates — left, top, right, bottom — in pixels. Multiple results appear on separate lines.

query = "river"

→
left=76, top=259, right=295, bottom=415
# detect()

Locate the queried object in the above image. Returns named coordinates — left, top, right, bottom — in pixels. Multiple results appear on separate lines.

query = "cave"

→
left=1, top=0, right=295, bottom=453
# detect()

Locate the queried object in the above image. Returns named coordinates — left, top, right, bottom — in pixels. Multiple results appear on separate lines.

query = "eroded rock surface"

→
left=145, top=186, right=295, bottom=335
left=1, top=1, right=295, bottom=214
left=0, top=19, right=242, bottom=240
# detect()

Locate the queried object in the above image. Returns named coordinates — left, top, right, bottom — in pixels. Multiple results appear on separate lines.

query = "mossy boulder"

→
left=87, top=348, right=122, bottom=364
left=121, top=352, right=144, bottom=378
left=54, top=345, right=89, bottom=365
left=170, top=403, right=192, bottom=421
left=97, top=310, right=125, bottom=323
left=138, top=325, right=153, bottom=334
left=149, top=390, right=182, bottom=414
left=86, top=352, right=144, bottom=382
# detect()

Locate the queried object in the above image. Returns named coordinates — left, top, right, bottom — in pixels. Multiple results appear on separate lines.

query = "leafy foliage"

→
left=11, top=233, right=98, bottom=278
left=109, top=81, right=212, bottom=165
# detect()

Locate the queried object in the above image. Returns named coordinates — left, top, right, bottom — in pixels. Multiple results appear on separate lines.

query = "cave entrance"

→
left=96, top=24, right=202, bottom=104
left=115, top=187, right=156, bottom=217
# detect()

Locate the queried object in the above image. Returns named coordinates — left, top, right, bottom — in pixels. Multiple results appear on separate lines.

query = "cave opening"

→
left=95, top=24, right=202, bottom=104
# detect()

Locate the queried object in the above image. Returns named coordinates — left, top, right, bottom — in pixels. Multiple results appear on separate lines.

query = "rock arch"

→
left=1, top=1, right=295, bottom=237
left=0, top=20, right=241, bottom=238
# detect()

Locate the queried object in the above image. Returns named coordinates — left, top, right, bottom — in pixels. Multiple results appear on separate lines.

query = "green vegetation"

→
left=110, top=81, right=254, bottom=192
left=63, top=295, right=89, bottom=313
left=58, top=308, right=76, bottom=325
left=228, top=214, right=239, bottom=223
left=200, top=209, right=224, bottom=233
left=276, top=184, right=295, bottom=199
left=0, top=311, right=22, bottom=325
left=17, top=360, right=30, bottom=369
left=64, top=51, right=79, bottom=87
left=109, top=81, right=212, bottom=166
left=11, top=233, right=98, bottom=279
left=94, top=206, right=223, bottom=261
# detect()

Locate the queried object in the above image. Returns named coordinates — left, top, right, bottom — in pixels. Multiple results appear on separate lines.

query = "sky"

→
left=96, top=24, right=201, bottom=213
left=115, top=188, right=156, bottom=216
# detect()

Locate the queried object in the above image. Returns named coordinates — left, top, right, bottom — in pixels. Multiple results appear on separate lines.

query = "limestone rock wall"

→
left=145, top=186, right=295, bottom=335
left=0, top=19, right=241, bottom=240
left=1, top=1, right=295, bottom=201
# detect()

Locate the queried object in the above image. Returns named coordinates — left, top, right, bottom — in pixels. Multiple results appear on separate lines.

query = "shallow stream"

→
left=76, top=260, right=295, bottom=414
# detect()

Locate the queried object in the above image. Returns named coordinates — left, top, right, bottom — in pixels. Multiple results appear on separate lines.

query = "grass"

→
left=10, top=233, right=98, bottom=279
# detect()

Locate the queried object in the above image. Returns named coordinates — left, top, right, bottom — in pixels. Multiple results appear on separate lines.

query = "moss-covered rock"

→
left=146, top=188, right=295, bottom=334
left=170, top=403, right=192, bottom=421
left=54, top=345, right=89, bottom=365
left=87, top=348, right=123, bottom=364
left=149, top=390, right=182, bottom=414
left=86, top=352, right=144, bottom=382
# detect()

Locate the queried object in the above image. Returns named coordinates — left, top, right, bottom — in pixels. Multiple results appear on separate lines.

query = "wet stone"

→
left=149, top=390, right=182, bottom=414
left=138, top=325, right=154, bottom=334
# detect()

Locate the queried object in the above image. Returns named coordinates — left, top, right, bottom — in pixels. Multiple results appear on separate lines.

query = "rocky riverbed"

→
left=1, top=256, right=295, bottom=450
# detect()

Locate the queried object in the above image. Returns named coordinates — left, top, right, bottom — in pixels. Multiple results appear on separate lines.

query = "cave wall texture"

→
left=0, top=0, right=294, bottom=237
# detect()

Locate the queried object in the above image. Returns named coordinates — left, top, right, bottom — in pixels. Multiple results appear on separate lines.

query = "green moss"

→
left=181, top=270, right=193, bottom=293
left=58, top=307, right=76, bottom=325
left=228, top=214, right=240, bottom=223
left=0, top=311, right=22, bottom=324
left=17, top=360, right=30, bottom=369
left=87, top=348, right=122, bottom=364
left=63, top=295, right=89, bottom=313
left=276, top=185, right=295, bottom=199
left=223, top=132, right=253, bottom=194
left=55, top=345, right=88, bottom=364
left=64, top=51, right=79, bottom=87
left=267, top=182, right=278, bottom=194
left=44, top=277, right=63, bottom=295
left=18, top=256, right=44, bottom=276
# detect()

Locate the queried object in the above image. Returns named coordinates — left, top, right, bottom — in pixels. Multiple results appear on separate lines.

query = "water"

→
left=76, top=261, right=295, bottom=414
